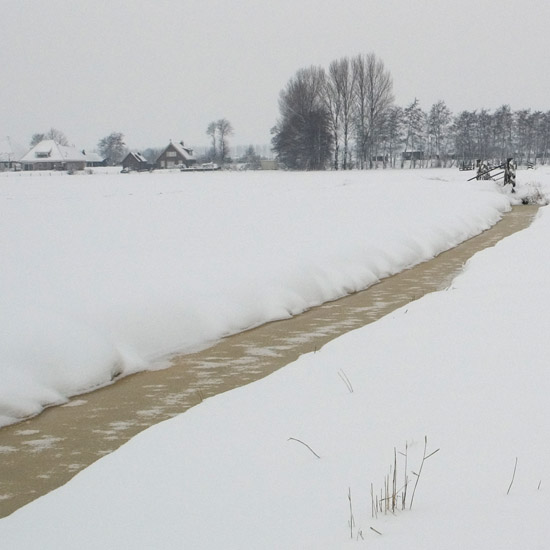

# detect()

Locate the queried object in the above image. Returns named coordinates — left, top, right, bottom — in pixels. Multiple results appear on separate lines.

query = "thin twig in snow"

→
left=337, top=369, right=354, bottom=393
left=410, top=436, right=439, bottom=510
left=507, top=457, right=518, bottom=495
left=348, top=487, right=355, bottom=539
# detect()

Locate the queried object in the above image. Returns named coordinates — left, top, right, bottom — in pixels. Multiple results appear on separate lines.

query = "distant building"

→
left=156, top=141, right=197, bottom=169
left=20, top=140, right=87, bottom=171
left=401, top=151, right=424, bottom=161
left=260, top=159, right=278, bottom=170
left=121, top=152, right=150, bottom=172
left=82, top=150, right=107, bottom=167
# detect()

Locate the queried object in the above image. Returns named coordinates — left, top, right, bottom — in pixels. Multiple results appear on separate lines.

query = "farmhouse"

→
left=20, top=140, right=87, bottom=171
left=156, top=141, right=196, bottom=169
left=121, top=152, right=150, bottom=172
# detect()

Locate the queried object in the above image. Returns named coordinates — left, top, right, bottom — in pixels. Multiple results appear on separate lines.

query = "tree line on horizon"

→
left=271, top=53, right=550, bottom=170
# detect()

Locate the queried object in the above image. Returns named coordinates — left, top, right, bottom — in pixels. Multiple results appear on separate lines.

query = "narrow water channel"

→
left=0, top=205, right=538, bottom=517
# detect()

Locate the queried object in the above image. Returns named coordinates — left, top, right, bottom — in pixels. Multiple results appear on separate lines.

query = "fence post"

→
left=476, top=159, right=491, bottom=180
left=504, top=158, right=516, bottom=191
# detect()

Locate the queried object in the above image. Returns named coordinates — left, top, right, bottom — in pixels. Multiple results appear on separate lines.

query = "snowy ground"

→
left=1, top=167, right=549, bottom=548
left=0, top=167, right=518, bottom=427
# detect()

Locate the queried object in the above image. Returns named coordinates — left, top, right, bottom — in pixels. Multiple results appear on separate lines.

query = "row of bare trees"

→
left=206, top=118, right=234, bottom=164
left=271, top=53, right=394, bottom=170
left=449, top=106, right=550, bottom=166
left=272, top=54, right=550, bottom=170
left=398, top=103, right=550, bottom=168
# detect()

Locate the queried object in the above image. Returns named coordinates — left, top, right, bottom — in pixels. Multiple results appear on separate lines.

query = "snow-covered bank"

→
left=0, top=169, right=519, bottom=426
left=1, top=170, right=549, bottom=548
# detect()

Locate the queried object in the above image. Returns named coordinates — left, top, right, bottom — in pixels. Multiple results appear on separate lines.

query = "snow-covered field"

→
left=0, top=167, right=516, bottom=427
left=1, top=167, right=549, bottom=548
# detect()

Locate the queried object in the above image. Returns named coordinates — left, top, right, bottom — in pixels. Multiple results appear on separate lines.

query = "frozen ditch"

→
left=0, top=204, right=538, bottom=518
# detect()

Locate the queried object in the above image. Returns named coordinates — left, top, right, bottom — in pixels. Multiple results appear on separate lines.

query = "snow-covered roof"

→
left=168, top=141, right=196, bottom=161
left=82, top=151, right=105, bottom=163
left=125, top=152, right=147, bottom=163
left=20, top=140, right=87, bottom=163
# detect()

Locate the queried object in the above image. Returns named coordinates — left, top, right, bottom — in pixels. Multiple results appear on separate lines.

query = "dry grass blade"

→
left=287, top=437, right=321, bottom=459
left=348, top=487, right=355, bottom=539
left=410, top=436, right=439, bottom=510
left=507, top=457, right=518, bottom=495
left=337, top=369, right=354, bottom=393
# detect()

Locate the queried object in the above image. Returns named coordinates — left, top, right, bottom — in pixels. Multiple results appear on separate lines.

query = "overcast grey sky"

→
left=2, top=0, right=549, bottom=152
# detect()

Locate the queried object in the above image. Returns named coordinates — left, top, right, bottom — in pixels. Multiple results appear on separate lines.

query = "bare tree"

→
left=323, top=61, right=343, bottom=169
left=97, top=132, right=127, bottom=165
left=30, top=133, right=46, bottom=147
left=30, top=128, right=69, bottom=146
left=493, top=105, right=514, bottom=159
left=402, top=98, right=425, bottom=168
left=530, top=111, right=546, bottom=165
left=383, top=106, right=404, bottom=168
left=216, top=118, right=234, bottom=164
left=206, top=119, right=234, bottom=164
left=427, top=100, right=451, bottom=166
left=474, top=109, right=493, bottom=162
left=206, top=121, right=217, bottom=161
left=451, top=110, right=477, bottom=164
left=353, top=53, right=394, bottom=168
left=328, top=57, right=356, bottom=169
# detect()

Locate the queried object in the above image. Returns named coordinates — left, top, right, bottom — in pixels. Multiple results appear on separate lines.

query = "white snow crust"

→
left=1, top=167, right=549, bottom=548
left=0, top=168, right=513, bottom=426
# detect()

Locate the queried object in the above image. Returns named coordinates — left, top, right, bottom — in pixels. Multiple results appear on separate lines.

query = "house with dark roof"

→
left=20, top=140, right=87, bottom=171
left=121, top=152, right=150, bottom=172
left=156, top=141, right=197, bottom=169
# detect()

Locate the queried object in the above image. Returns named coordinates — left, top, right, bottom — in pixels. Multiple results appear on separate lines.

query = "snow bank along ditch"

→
left=0, top=204, right=538, bottom=518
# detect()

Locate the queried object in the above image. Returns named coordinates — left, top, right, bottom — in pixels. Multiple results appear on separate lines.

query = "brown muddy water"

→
left=0, top=205, right=538, bottom=517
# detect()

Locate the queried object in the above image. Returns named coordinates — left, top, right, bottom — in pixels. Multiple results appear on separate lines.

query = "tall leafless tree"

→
left=493, top=104, right=514, bottom=159
left=427, top=100, right=451, bottom=166
left=206, top=121, right=217, bottom=161
left=216, top=118, right=234, bottom=163
left=402, top=98, right=425, bottom=167
left=330, top=57, right=356, bottom=169
left=206, top=119, right=234, bottom=164
left=352, top=53, right=394, bottom=169
left=323, top=62, right=343, bottom=170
